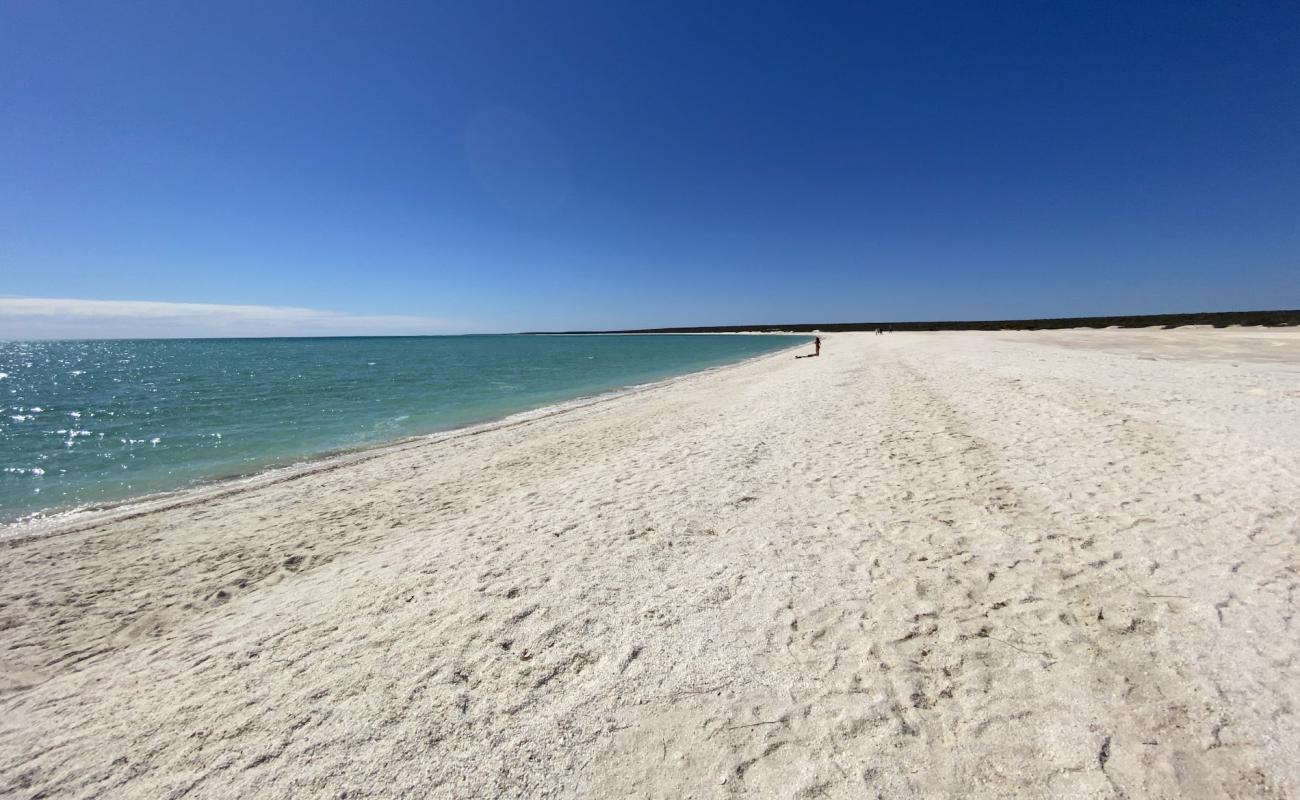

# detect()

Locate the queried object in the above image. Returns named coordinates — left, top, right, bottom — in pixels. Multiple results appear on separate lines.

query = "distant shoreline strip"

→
left=524, top=308, right=1300, bottom=335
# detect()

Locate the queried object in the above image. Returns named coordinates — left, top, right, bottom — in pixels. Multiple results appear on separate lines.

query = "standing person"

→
left=814, top=336, right=822, bottom=356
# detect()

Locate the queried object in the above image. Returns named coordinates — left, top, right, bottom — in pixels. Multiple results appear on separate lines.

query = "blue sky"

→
left=2, top=0, right=1298, bottom=335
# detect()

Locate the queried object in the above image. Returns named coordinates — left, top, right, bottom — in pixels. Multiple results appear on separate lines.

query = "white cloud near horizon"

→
left=0, top=297, right=460, bottom=339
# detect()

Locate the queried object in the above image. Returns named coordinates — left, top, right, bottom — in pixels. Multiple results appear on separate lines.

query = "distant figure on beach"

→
left=875, top=327, right=883, bottom=336
left=795, top=336, right=822, bottom=359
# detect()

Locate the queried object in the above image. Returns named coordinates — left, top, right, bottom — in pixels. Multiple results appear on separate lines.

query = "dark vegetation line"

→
left=524, top=309, right=1300, bottom=335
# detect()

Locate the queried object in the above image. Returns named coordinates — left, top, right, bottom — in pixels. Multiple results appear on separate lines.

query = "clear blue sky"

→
left=2, top=1, right=1298, bottom=335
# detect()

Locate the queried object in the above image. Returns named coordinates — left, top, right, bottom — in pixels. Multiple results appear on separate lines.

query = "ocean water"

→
left=0, top=334, right=804, bottom=523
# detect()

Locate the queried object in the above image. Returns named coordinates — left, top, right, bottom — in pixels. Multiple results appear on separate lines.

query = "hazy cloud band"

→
left=0, top=297, right=455, bottom=339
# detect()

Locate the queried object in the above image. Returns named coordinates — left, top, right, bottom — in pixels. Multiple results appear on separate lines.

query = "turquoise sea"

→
left=0, top=334, right=804, bottom=523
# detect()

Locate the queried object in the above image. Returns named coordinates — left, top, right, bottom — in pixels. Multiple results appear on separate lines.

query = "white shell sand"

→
left=2, top=328, right=1298, bottom=798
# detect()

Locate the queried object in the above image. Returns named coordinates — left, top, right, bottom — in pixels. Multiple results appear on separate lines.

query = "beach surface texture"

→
left=2, top=328, right=1299, bottom=798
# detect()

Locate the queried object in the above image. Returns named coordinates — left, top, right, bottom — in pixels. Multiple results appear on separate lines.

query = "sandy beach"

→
left=2, top=328, right=1298, bottom=798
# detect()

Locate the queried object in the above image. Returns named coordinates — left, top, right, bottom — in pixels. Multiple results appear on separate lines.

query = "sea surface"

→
left=0, top=334, right=805, bottom=523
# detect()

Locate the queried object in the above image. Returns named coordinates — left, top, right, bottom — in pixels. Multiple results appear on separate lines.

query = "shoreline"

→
left=2, top=336, right=812, bottom=543
left=2, top=328, right=1297, bottom=798
left=526, top=308, right=1300, bottom=334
